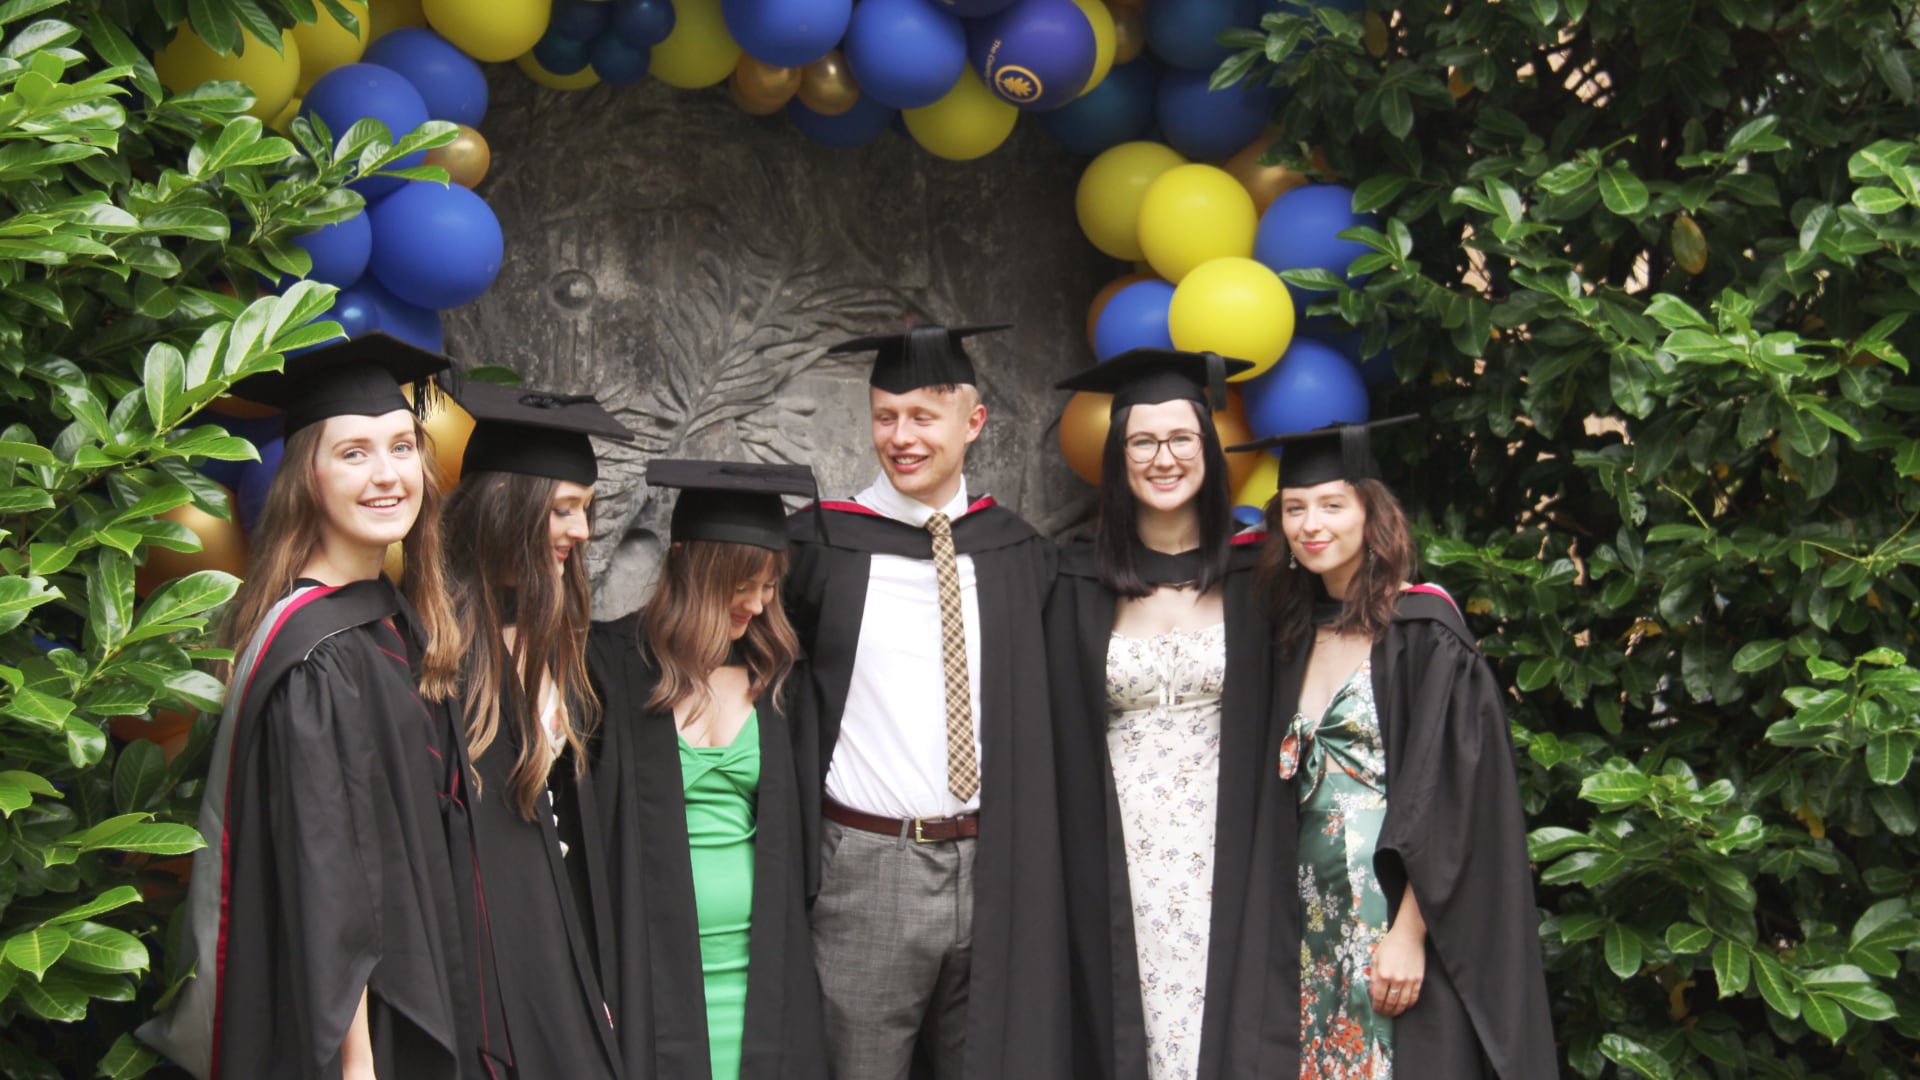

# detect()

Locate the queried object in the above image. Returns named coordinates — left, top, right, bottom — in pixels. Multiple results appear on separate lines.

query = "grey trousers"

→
left=811, top=816, right=977, bottom=1080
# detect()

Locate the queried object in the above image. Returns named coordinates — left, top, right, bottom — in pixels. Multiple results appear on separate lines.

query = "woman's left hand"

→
left=1370, top=923, right=1425, bottom=1017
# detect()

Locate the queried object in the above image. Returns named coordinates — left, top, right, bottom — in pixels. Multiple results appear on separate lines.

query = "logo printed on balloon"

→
left=992, top=63, right=1042, bottom=103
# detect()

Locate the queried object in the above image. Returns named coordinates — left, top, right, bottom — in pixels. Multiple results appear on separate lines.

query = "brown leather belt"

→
left=824, top=800, right=980, bottom=843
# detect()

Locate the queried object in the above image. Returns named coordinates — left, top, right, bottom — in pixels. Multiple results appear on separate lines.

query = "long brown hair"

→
left=442, top=471, right=599, bottom=821
left=220, top=416, right=461, bottom=698
left=1260, top=478, right=1417, bottom=655
left=639, top=540, right=798, bottom=720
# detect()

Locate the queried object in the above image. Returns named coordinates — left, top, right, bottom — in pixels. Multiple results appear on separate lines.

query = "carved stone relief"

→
left=445, top=72, right=1111, bottom=618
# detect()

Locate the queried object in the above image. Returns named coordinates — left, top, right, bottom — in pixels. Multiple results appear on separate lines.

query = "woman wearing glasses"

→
left=1045, top=350, right=1299, bottom=1079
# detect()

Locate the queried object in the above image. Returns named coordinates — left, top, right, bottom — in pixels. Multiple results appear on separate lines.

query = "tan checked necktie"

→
left=926, top=512, right=979, bottom=801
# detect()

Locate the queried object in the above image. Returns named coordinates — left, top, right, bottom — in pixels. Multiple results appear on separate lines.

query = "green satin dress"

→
left=1281, top=662, right=1394, bottom=1077
left=680, top=710, right=760, bottom=1080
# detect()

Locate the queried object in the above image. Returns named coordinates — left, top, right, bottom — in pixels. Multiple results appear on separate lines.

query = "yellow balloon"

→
left=154, top=25, right=302, bottom=122
left=1073, top=0, right=1116, bottom=95
left=1075, top=140, right=1187, bottom=261
left=269, top=95, right=302, bottom=133
left=423, top=123, right=491, bottom=187
left=1058, top=391, right=1112, bottom=486
left=424, top=0, right=550, bottom=63
left=516, top=50, right=602, bottom=91
left=370, top=0, right=428, bottom=40
left=904, top=68, right=1018, bottom=162
left=650, top=0, right=742, bottom=90
left=290, top=0, right=371, bottom=93
left=1137, top=163, right=1258, bottom=283
left=1233, top=446, right=1280, bottom=517
left=1169, top=256, right=1295, bottom=378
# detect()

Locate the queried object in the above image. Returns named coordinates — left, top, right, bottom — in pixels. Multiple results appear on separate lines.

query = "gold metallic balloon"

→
left=423, top=123, right=491, bottom=189
left=734, top=55, right=802, bottom=110
left=383, top=542, right=406, bottom=583
left=420, top=393, right=474, bottom=491
left=134, top=487, right=252, bottom=596
left=1111, top=8, right=1145, bottom=64
left=797, top=50, right=859, bottom=117
left=1222, top=131, right=1310, bottom=213
left=1059, top=391, right=1113, bottom=486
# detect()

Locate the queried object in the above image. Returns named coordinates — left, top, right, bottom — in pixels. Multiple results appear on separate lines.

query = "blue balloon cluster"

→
left=303, top=64, right=429, bottom=197
left=536, top=0, right=677, bottom=83
left=361, top=29, right=488, bottom=127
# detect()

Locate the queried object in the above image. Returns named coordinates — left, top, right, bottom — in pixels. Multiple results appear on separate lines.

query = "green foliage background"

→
left=1227, top=0, right=1920, bottom=1075
left=0, top=1, right=449, bottom=1075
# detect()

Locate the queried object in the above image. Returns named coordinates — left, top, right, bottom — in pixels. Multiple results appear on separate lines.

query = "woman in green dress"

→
left=588, top=459, right=828, bottom=1080
left=1234, top=418, right=1557, bottom=1079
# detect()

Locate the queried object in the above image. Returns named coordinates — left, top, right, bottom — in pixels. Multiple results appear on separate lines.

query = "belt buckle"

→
left=913, top=815, right=941, bottom=843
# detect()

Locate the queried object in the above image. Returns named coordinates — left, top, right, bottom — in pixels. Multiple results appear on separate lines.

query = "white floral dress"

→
left=1106, top=622, right=1227, bottom=1080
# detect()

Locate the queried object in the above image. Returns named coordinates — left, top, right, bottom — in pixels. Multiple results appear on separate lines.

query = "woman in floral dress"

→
left=1236, top=417, right=1558, bottom=1079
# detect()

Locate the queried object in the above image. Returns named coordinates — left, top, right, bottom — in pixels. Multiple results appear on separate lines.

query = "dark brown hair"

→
left=640, top=540, right=798, bottom=720
left=1260, top=477, right=1417, bottom=655
left=442, top=471, right=599, bottom=821
left=1095, top=400, right=1233, bottom=599
left=220, top=415, right=461, bottom=698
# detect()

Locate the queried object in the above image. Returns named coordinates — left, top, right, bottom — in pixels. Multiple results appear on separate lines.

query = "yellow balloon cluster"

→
left=154, top=25, right=302, bottom=122
left=1075, top=141, right=1186, bottom=261
left=290, top=0, right=370, bottom=93
left=904, top=68, right=1017, bottom=162
left=651, top=0, right=741, bottom=90
left=424, top=0, right=551, bottom=63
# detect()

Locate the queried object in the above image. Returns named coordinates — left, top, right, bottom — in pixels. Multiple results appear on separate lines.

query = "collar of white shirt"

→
left=852, top=472, right=972, bottom=528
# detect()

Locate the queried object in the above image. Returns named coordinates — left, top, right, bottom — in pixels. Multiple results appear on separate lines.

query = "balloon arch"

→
left=142, top=0, right=1394, bottom=637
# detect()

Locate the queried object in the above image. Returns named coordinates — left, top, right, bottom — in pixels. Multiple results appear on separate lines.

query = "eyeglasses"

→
left=1124, top=431, right=1204, bottom=463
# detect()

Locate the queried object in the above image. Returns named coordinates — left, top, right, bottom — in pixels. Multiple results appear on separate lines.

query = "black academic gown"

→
left=783, top=497, right=1071, bottom=1080
left=1044, top=534, right=1300, bottom=1080
left=460, top=693, right=624, bottom=1080
left=138, top=578, right=485, bottom=1080
left=585, top=617, right=827, bottom=1080
left=1267, top=588, right=1559, bottom=1078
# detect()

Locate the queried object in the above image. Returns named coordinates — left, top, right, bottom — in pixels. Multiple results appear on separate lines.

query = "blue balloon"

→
left=611, top=0, right=676, bottom=47
left=723, top=0, right=852, bottom=67
left=844, top=0, right=967, bottom=110
left=302, top=64, right=431, bottom=198
left=328, top=280, right=382, bottom=337
left=362, top=29, right=489, bottom=127
left=367, top=182, right=503, bottom=311
left=1274, top=0, right=1365, bottom=14
left=1156, top=65, right=1271, bottom=160
left=1231, top=504, right=1264, bottom=527
left=1146, top=0, right=1258, bottom=71
left=1040, top=57, right=1159, bottom=156
left=967, top=0, right=1098, bottom=111
left=940, top=0, right=1018, bottom=14
left=787, top=93, right=897, bottom=149
left=356, top=277, right=446, bottom=352
left=589, top=30, right=651, bottom=84
left=237, top=436, right=284, bottom=533
left=1254, top=183, right=1375, bottom=305
left=1296, top=315, right=1394, bottom=385
left=550, top=0, right=612, bottom=39
left=291, top=209, right=371, bottom=288
left=1092, top=279, right=1176, bottom=361
left=1238, top=338, right=1369, bottom=445
left=533, top=30, right=593, bottom=75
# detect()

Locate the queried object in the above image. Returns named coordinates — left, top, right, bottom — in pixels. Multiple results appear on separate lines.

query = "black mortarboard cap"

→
left=828, top=323, right=1010, bottom=394
left=1225, top=415, right=1419, bottom=488
left=647, top=459, right=819, bottom=551
left=1053, top=348, right=1255, bottom=416
left=455, top=381, right=635, bottom=486
left=228, top=331, right=450, bottom=435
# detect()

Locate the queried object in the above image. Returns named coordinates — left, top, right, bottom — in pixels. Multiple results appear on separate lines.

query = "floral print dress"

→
left=1105, top=623, right=1227, bottom=1080
left=1281, top=661, right=1393, bottom=1079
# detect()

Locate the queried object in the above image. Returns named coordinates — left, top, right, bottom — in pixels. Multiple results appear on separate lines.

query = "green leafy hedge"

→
left=0, top=2, right=449, bottom=1075
left=1228, top=0, right=1920, bottom=1074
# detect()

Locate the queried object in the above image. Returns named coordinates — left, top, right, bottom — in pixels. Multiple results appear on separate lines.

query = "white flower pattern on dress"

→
left=1106, top=623, right=1227, bottom=1080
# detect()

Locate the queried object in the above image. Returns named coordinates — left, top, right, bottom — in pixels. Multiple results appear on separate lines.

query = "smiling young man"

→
left=783, top=324, right=1070, bottom=1080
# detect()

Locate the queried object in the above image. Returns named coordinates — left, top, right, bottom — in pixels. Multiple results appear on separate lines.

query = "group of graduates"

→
left=137, top=323, right=1558, bottom=1080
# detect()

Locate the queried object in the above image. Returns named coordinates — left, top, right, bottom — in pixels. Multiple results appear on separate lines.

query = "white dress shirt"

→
left=823, top=473, right=986, bottom=819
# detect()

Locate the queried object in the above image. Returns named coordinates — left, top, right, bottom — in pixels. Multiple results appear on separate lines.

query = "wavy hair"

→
left=639, top=540, right=798, bottom=722
left=442, top=471, right=598, bottom=821
left=1095, top=400, right=1233, bottom=599
left=220, top=415, right=461, bottom=698
left=1260, top=477, right=1417, bottom=655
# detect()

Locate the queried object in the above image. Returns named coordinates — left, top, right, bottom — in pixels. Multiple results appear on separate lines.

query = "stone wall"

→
left=446, top=72, right=1112, bottom=618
